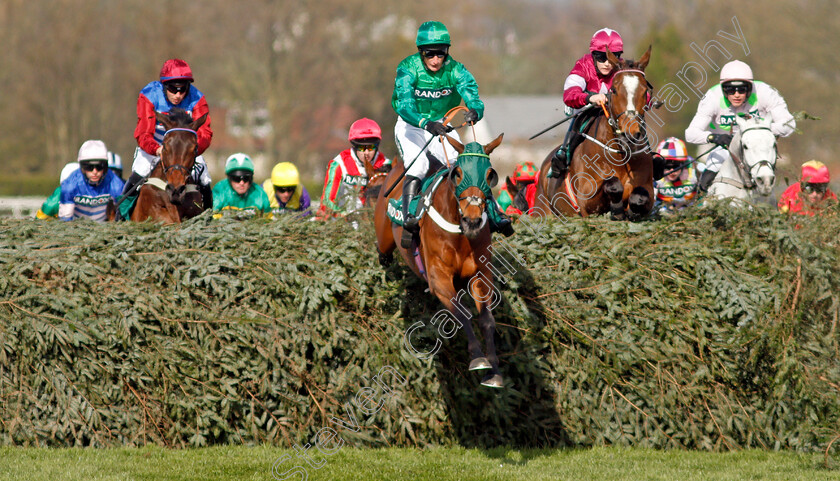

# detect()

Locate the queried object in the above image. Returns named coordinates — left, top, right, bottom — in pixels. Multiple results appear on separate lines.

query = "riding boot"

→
left=401, top=175, right=422, bottom=249
left=199, top=183, right=213, bottom=211
left=549, top=148, right=569, bottom=178
left=115, top=172, right=144, bottom=221
left=486, top=195, right=514, bottom=237
left=549, top=114, right=579, bottom=179
left=697, top=169, right=718, bottom=194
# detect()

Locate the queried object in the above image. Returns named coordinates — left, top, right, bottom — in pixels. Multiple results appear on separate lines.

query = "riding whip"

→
left=383, top=106, right=469, bottom=197
left=528, top=104, right=594, bottom=140
left=660, top=144, right=720, bottom=178
left=113, top=173, right=151, bottom=208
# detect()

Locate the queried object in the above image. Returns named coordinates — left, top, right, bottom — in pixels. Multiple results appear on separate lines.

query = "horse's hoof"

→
left=480, top=374, right=504, bottom=388
left=378, top=252, right=393, bottom=267
left=610, top=211, right=626, bottom=221
left=469, top=357, right=492, bottom=371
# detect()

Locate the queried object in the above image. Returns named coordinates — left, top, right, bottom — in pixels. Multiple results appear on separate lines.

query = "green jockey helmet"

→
left=416, top=21, right=451, bottom=48
left=225, top=153, right=255, bottom=174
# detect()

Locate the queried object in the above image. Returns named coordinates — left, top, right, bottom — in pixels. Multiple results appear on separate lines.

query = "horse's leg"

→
left=468, top=270, right=503, bottom=389
left=627, top=186, right=652, bottom=221
left=603, top=176, right=626, bottom=220
left=430, top=271, right=488, bottom=371
left=374, top=172, right=401, bottom=267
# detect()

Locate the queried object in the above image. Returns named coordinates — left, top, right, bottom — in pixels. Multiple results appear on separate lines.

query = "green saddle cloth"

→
left=386, top=169, right=449, bottom=226
left=118, top=195, right=137, bottom=220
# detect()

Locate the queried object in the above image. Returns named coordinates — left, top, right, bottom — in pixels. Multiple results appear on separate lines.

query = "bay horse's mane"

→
left=166, top=108, right=193, bottom=127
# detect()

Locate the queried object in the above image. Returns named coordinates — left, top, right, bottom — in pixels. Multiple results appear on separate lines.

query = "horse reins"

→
left=589, top=68, right=653, bottom=157
left=730, top=125, right=777, bottom=190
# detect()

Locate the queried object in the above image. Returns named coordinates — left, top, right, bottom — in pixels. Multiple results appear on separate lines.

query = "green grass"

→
left=1, top=446, right=838, bottom=481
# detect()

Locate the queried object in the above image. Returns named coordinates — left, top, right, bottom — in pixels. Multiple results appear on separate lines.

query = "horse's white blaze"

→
left=622, top=75, right=640, bottom=112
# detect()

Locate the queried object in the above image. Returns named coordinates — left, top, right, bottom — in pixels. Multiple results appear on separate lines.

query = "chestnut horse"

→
left=374, top=134, right=505, bottom=388
left=534, top=47, right=655, bottom=220
left=361, top=159, right=391, bottom=208
left=132, top=109, right=207, bottom=223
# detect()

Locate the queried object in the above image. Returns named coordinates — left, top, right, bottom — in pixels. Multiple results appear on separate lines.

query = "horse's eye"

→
left=743, top=145, right=748, bottom=150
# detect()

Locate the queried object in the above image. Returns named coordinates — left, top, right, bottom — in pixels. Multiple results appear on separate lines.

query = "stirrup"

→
left=400, top=225, right=416, bottom=249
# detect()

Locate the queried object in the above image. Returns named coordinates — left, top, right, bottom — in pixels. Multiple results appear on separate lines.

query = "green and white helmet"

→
left=416, top=21, right=451, bottom=48
left=225, top=153, right=255, bottom=174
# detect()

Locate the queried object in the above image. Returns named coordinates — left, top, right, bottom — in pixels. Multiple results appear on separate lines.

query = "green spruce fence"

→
left=1, top=203, right=839, bottom=451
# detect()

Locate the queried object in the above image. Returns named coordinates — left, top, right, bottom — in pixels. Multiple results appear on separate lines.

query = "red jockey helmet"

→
left=160, top=59, right=194, bottom=83
left=589, top=28, right=623, bottom=53
left=801, top=160, right=830, bottom=184
left=512, top=162, right=538, bottom=183
left=348, top=118, right=382, bottom=142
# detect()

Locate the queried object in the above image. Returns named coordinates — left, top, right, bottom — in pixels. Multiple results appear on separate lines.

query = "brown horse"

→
left=534, top=47, right=655, bottom=220
left=374, top=134, right=505, bottom=388
left=361, top=158, right=391, bottom=208
left=131, top=109, right=207, bottom=223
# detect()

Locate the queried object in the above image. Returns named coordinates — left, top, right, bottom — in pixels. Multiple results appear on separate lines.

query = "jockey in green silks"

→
left=392, top=20, right=513, bottom=248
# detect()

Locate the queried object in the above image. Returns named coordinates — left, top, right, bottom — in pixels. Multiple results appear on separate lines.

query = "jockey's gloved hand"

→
left=425, top=121, right=451, bottom=137
left=707, top=133, right=733, bottom=147
left=464, top=108, right=479, bottom=125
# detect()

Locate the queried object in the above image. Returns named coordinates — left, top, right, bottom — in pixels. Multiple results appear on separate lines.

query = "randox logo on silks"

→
left=719, top=109, right=759, bottom=126
left=414, top=88, right=453, bottom=99
left=342, top=175, right=368, bottom=186
left=73, top=195, right=111, bottom=207
left=659, top=185, right=695, bottom=197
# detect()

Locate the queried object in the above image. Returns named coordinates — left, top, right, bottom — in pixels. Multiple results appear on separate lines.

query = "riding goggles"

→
left=421, top=49, right=449, bottom=59
left=81, top=163, right=107, bottom=172
left=274, top=185, right=296, bottom=193
left=592, top=50, right=622, bottom=63
left=723, top=85, right=750, bottom=95
left=802, top=182, right=828, bottom=194
left=165, top=82, right=190, bottom=94
left=229, top=174, right=253, bottom=184
left=354, top=144, right=378, bottom=152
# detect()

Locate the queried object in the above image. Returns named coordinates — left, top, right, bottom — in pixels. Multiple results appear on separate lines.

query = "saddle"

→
left=117, top=177, right=169, bottom=220
left=565, top=107, right=602, bottom=160
left=386, top=168, right=450, bottom=227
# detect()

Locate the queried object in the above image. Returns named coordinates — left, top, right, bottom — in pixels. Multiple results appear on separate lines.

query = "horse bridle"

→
left=730, top=125, right=778, bottom=190
left=160, top=127, right=198, bottom=178
left=601, top=69, right=655, bottom=155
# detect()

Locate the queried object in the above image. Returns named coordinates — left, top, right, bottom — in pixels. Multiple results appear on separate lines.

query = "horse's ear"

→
left=637, top=45, right=651, bottom=71
left=444, top=134, right=465, bottom=154
left=505, top=175, right=516, bottom=193
left=156, top=111, right=174, bottom=130
left=734, top=114, right=747, bottom=130
left=483, top=133, right=504, bottom=155
left=486, top=168, right=498, bottom=189
left=606, top=48, right=621, bottom=67
left=191, top=113, right=208, bottom=131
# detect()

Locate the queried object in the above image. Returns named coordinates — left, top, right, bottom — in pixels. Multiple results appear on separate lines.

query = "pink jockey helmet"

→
left=589, top=28, right=624, bottom=53
left=348, top=118, right=382, bottom=142
left=160, top=59, right=194, bottom=83
left=801, top=160, right=830, bottom=184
